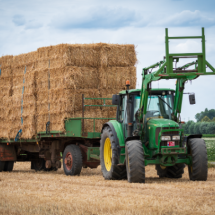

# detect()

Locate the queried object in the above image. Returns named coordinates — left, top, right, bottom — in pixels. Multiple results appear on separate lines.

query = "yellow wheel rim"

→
left=104, top=138, right=112, bottom=171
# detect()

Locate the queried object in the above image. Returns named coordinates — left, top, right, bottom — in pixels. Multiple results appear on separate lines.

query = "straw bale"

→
left=0, top=55, right=13, bottom=68
left=37, top=101, right=48, bottom=115
left=37, top=44, right=68, bottom=59
left=9, top=120, right=22, bottom=139
left=36, top=113, right=49, bottom=132
left=21, top=115, right=36, bottom=139
left=22, top=104, right=36, bottom=118
left=37, top=89, right=48, bottom=103
left=49, top=113, right=68, bottom=131
left=74, top=89, right=101, bottom=111
left=36, top=57, right=70, bottom=69
left=49, top=66, right=99, bottom=90
left=65, top=66, right=99, bottom=89
left=13, top=51, right=37, bottom=67
left=74, top=109, right=105, bottom=132
left=13, top=75, right=23, bottom=87
left=49, top=88, right=75, bottom=102
left=100, top=44, right=137, bottom=67
left=12, top=64, right=35, bottom=76
left=2, top=96, right=13, bottom=118
left=68, top=44, right=101, bottom=67
left=100, top=89, right=122, bottom=105
left=0, top=120, right=10, bottom=139
left=0, top=66, right=12, bottom=77
left=49, top=101, right=73, bottom=114
left=12, top=85, right=35, bottom=96
left=0, top=87, right=12, bottom=97
left=99, top=66, right=136, bottom=89
left=12, top=86, right=23, bottom=96
left=0, top=76, right=12, bottom=87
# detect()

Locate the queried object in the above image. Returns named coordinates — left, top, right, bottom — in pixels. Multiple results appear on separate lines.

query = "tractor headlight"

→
left=161, top=136, right=171, bottom=141
left=172, top=136, right=180, bottom=140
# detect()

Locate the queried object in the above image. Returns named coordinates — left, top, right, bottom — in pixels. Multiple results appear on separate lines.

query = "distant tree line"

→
left=182, top=108, right=215, bottom=134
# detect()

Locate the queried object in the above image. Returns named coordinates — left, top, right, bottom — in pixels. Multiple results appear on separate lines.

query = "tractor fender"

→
left=125, top=136, right=140, bottom=143
left=102, top=120, right=125, bottom=147
left=185, top=134, right=202, bottom=142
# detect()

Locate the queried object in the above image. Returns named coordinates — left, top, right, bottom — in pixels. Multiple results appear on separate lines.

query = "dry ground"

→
left=0, top=163, right=215, bottom=215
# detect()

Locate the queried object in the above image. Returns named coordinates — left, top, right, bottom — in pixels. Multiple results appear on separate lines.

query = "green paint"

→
left=87, top=147, right=100, bottom=161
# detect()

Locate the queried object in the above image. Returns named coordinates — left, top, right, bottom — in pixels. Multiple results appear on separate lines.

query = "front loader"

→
left=100, top=28, right=215, bottom=183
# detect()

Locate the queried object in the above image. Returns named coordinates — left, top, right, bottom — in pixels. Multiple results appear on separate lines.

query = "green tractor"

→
left=100, top=28, right=215, bottom=183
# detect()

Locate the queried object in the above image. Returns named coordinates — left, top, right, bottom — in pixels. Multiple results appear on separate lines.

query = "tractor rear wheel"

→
left=126, top=140, right=145, bottom=183
left=188, top=138, right=207, bottom=181
left=63, top=144, right=82, bottom=176
left=4, top=161, right=14, bottom=172
left=0, top=161, right=5, bottom=172
left=100, top=126, right=126, bottom=180
left=156, top=163, right=185, bottom=178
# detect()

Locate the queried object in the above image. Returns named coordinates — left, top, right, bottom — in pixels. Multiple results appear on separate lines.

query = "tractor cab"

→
left=113, top=88, right=176, bottom=139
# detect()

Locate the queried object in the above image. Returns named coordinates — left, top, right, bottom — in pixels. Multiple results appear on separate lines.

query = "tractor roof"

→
left=119, top=88, right=175, bottom=95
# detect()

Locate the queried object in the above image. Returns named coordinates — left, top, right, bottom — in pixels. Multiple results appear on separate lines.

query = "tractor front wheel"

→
left=188, top=138, right=208, bottom=181
left=126, top=140, right=145, bottom=183
left=100, top=126, right=126, bottom=180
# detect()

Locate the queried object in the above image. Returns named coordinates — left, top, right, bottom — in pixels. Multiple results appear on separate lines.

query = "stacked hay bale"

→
left=0, top=56, right=13, bottom=138
left=10, top=52, right=37, bottom=139
left=98, top=44, right=136, bottom=131
left=0, top=43, right=136, bottom=139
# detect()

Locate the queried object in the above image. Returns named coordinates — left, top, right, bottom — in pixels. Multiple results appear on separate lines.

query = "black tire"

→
left=63, top=144, right=82, bottom=176
left=155, top=165, right=167, bottom=178
left=156, top=163, right=185, bottom=178
left=0, top=161, right=5, bottom=172
left=33, top=159, right=46, bottom=171
left=4, top=161, right=14, bottom=172
left=100, top=126, right=126, bottom=180
left=188, top=138, right=208, bottom=181
left=126, top=140, right=145, bottom=183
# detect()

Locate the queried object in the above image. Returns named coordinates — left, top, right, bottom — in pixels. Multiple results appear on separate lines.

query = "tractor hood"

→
left=147, top=118, right=179, bottom=128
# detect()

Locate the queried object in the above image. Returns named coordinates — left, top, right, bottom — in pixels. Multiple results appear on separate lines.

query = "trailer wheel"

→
left=0, top=161, right=5, bottom=172
left=63, top=144, right=82, bottom=176
left=126, top=140, right=145, bottom=183
left=100, top=126, right=126, bottom=180
left=33, top=159, right=46, bottom=171
left=156, top=163, right=185, bottom=178
left=4, top=161, right=14, bottom=172
left=188, top=138, right=208, bottom=181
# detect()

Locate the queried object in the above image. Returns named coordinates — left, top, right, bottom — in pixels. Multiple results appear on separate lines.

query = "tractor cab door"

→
left=119, top=95, right=128, bottom=138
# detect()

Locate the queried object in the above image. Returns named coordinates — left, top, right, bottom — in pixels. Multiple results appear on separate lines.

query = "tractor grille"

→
left=155, top=127, right=180, bottom=146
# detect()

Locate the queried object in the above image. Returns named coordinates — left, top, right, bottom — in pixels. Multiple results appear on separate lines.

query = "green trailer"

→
left=0, top=96, right=111, bottom=175
left=100, top=28, right=215, bottom=183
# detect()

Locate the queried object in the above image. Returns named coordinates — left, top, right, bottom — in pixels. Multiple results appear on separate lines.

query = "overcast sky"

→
left=0, top=0, right=215, bottom=121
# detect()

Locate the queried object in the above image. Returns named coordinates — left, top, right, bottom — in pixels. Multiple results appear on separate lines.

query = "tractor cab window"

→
left=119, top=95, right=127, bottom=123
left=133, top=95, right=140, bottom=120
left=146, top=94, right=173, bottom=120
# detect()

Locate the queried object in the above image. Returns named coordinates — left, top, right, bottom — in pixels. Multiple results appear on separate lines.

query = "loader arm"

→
left=139, top=27, right=215, bottom=124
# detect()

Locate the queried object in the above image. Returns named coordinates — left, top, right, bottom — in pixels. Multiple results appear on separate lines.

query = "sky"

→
left=0, top=0, right=215, bottom=121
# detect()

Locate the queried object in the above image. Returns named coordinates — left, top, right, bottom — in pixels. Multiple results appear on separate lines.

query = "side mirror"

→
left=112, top=94, right=120, bottom=105
left=189, top=94, right=196, bottom=105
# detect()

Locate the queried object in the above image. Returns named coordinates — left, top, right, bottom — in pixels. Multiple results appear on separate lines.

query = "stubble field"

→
left=0, top=161, right=215, bottom=215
